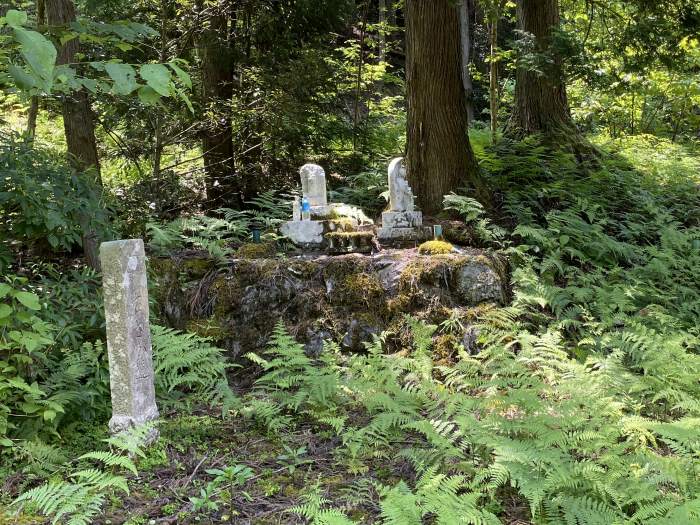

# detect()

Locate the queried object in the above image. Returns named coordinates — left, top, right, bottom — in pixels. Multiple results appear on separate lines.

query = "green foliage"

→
left=245, top=322, right=343, bottom=428
left=1, top=9, right=190, bottom=106
left=11, top=425, right=150, bottom=525
left=191, top=463, right=254, bottom=519
left=0, top=131, right=108, bottom=265
left=0, top=275, right=74, bottom=445
left=236, top=133, right=700, bottom=522
left=443, top=193, right=506, bottom=247
left=150, top=325, right=233, bottom=407
left=145, top=190, right=288, bottom=259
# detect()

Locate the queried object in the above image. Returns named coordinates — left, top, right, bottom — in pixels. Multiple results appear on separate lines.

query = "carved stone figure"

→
left=388, top=157, right=414, bottom=212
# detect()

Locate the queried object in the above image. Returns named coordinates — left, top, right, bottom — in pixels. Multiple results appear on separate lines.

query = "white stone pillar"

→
left=100, top=239, right=159, bottom=440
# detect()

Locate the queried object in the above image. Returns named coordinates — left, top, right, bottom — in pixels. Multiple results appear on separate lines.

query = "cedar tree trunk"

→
left=405, top=0, right=485, bottom=214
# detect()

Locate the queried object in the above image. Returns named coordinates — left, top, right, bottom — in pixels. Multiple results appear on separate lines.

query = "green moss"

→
left=180, top=257, right=215, bottom=277
left=185, top=319, right=228, bottom=339
left=338, top=272, right=385, bottom=309
left=235, top=242, right=276, bottom=259
left=433, top=333, right=460, bottom=362
left=418, top=240, right=454, bottom=255
left=328, top=218, right=357, bottom=231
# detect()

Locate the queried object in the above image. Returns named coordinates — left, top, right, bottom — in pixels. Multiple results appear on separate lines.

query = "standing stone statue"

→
left=378, top=157, right=429, bottom=242
left=100, top=239, right=159, bottom=441
left=300, top=163, right=328, bottom=208
left=388, top=157, right=414, bottom=212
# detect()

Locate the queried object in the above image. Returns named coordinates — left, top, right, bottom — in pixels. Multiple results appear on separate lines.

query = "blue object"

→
left=433, top=224, right=443, bottom=240
left=301, top=197, right=311, bottom=212
left=251, top=228, right=261, bottom=243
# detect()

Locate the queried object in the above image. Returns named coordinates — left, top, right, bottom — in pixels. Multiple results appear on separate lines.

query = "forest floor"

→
left=3, top=132, right=700, bottom=525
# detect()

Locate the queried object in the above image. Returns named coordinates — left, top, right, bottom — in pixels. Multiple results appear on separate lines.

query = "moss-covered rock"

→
left=150, top=249, right=507, bottom=360
left=418, top=240, right=454, bottom=255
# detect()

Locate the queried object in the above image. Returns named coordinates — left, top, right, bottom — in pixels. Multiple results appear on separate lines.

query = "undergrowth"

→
left=7, top=132, right=700, bottom=524
left=235, top=133, right=700, bottom=523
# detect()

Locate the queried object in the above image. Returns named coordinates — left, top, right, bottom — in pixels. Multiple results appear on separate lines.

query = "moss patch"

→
left=235, top=242, right=277, bottom=259
left=418, top=240, right=454, bottom=255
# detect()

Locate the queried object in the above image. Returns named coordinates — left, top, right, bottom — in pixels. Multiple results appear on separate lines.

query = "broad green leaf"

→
left=15, top=291, right=41, bottom=310
left=0, top=284, right=11, bottom=299
left=7, top=64, right=37, bottom=91
left=177, top=88, right=194, bottom=114
left=140, top=63, right=171, bottom=96
left=0, top=438, right=14, bottom=448
left=168, top=61, right=192, bottom=88
left=43, top=409, right=57, bottom=422
left=138, top=85, right=161, bottom=105
left=13, top=27, right=56, bottom=91
left=0, top=304, right=11, bottom=319
left=6, top=10, right=28, bottom=27
left=105, top=63, right=138, bottom=95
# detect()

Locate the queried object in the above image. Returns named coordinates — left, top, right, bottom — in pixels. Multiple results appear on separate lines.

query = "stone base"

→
left=382, top=210, right=423, bottom=229
left=109, top=413, right=159, bottom=445
left=282, top=217, right=362, bottom=248
left=281, top=220, right=325, bottom=246
left=377, top=226, right=432, bottom=243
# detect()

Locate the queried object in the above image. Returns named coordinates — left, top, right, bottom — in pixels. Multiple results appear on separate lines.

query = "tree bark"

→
left=26, top=0, right=45, bottom=139
left=488, top=11, right=498, bottom=143
left=196, top=0, right=241, bottom=210
left=405, top=0, right=485, bottom=215
left=459, top=0, right=475, bottom=124
left=46, top=0, right=100, bottom=174
left=46, top=0, right=102, bottom=270
left=507, top=0, right=576, bottom=137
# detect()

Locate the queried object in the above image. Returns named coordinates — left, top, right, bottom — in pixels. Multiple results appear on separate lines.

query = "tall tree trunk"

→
left=487, top=10, right=498, bottom=143
left=196, top=0, right=241, bottom=210
left=507, top=0, right=576, bottom=137
left=46, top=0, right=102, bottom=270
left=26, top=0, right=45, bottom=139
left=46, top=0, right=100, bottom=173
left=459, top=0, right=475, bottom=124
left=405, top=0, right=486, bottom=214
left=378, top=0, right=387, bottom=63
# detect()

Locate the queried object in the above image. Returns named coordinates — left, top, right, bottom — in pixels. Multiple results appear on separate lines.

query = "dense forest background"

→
left=2, top=0, right=700, bottom=523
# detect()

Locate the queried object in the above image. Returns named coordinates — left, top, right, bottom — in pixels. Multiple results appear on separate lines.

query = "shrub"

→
left=0, top=131, right=109, bottom=268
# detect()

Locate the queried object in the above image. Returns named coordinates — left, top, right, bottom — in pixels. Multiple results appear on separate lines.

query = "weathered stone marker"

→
left=378, top=157, right=430, bottom=242
left=100, top=239, right=159, bottom=441
left=300, top=163, right=328, bottom=209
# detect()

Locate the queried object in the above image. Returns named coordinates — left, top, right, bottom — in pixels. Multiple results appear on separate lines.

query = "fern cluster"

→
left=243, top=134, right=700, bottom=523
left=11, top=425, right=151, bottom=525
left=151, top=324, right=233, bottom=408
left=146, top=189, right=289, bottom=260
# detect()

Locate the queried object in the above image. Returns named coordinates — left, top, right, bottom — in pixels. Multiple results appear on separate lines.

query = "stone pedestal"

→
left=378, top=211, right=431, bottom=242
left=100, top=239, right=159, bottom=443
left=280, top=220, right=325, bottom=247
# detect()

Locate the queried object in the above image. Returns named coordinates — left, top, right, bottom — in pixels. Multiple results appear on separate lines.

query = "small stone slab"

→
left=381, top=211, right=423, bottom=229
left=377, top=226, right=432, bottom=242
left=281, top=220, right=325, bottom=246
left=100, top=239, right=159, bottom=442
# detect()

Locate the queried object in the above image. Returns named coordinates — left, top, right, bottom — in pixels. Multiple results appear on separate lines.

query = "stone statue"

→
left=300, top=163, right=328, bottom=208
left=378, top=158, right=429, bottom=243
left=388, top=157, right=414, bottom=212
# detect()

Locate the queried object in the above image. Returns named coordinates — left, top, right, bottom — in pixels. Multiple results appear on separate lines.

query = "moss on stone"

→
left=338, top=272, right=385, bottom=310
left=328, top=218, right=357, bottom=232
left=433, top=333, right=460, bottom=362
left=235, top=242, right=276, bottom=259
left=418, top=240, right=454, bottom=255
left=326, top=231, right=375, bottom=241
